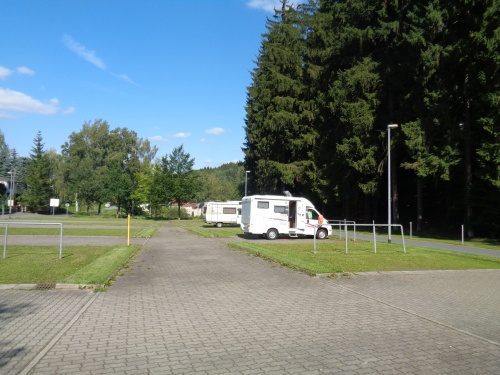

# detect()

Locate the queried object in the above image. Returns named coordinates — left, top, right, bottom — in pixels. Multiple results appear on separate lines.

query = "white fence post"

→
left=410, top=221, right=412, bottom=239
left=399, top=224, right=406, bottom=254
left=59, top=224, right=63, bottom=259
left=461, top=225, right=464, bottom=245
left=2, top=225, right=7, bottom=259
left=372, top=220, right=377, bottom=254
left=344, top=221, right=348, bottom=254
left=313, top=225, right=317, bottom=255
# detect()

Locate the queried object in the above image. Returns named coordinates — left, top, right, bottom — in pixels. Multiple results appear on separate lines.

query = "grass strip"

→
left=172, top=218, right=242, bottom=238
left=0, top=227, right=145, bottom=236
left=133, top=227, right=157, bottom=238
left=63, top=245, right=139, bottom=285
left=344, top=228, right=499, bottom=251
left=229, top=240, right=500, bottom=274
left=0, top=245, right=139, bottom=284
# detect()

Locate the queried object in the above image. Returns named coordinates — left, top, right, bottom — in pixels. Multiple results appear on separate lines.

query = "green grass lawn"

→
left=172, top=218, right=242, bottom=238
left=0, top=245, right=140, bottom=285
left=0, top=225, right=157, bottom=238
left=333, top=227, right=500, bottom=251
left=230, top=240, right=500, bottom=275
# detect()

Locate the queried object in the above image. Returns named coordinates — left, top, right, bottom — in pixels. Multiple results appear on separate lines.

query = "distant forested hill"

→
left=195, top=162, right=245, bottom=202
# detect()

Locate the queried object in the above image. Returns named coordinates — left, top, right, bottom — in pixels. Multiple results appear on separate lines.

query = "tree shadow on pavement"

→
left=0, top=302, right=32, bottom=368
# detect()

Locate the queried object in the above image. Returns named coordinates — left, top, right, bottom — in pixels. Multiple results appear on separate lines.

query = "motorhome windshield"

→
left=306, top=208, right=319, bottom=220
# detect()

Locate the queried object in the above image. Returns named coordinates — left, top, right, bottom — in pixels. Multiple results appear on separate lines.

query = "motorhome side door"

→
left=296, top=201, right=306, bottom=230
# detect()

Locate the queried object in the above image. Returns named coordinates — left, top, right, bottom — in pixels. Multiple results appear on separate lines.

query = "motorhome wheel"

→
left=316, top=228, right=327, bottom=239
left=216, top=222, right=223, bottom=228
left=266, top=228, right=278, bottom=240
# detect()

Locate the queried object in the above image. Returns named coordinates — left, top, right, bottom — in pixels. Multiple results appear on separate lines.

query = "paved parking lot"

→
left=1, top=223, right=499, bottom=374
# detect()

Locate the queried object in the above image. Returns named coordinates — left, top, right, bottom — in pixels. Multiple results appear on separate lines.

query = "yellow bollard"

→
left=127, top=214, right=130, bottom=246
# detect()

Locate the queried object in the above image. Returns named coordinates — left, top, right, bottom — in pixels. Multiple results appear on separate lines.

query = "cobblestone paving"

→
left=0, top=290, right=95, bottom=374
left=1, top=223, right=499, bottom=374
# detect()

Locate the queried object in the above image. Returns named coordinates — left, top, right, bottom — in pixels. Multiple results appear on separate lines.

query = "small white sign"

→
left=65, top=203, right=70, bottom=207
left=7, top=199, right=14, bottom=207
left=50, top=198, right=60, bottom=207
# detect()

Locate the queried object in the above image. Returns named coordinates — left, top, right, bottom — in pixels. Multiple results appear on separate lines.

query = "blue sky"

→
left=0, top=0, right=283, bottom=168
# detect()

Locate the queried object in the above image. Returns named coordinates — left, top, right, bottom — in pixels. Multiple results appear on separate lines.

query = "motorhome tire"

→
left=266, top=228, right=278, bottom=240
left=316, top=228, right=327, bottom=239
left=216, top=222, right=223, bottom=228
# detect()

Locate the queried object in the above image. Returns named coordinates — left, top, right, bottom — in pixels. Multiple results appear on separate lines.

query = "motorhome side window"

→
left=306, top=208, right=319, bottom=220
left=257, top=201, right=269, bottom=209
left=223, top=207, right=237, bottom=214
left=274, top=206, right=287, bottom=214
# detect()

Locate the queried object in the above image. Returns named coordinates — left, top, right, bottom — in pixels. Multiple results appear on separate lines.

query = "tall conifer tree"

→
left=244, top=0, right=316, bottom=196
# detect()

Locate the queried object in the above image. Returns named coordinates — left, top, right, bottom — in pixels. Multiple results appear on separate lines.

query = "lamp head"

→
left=387, top=124, right=398, bottom=129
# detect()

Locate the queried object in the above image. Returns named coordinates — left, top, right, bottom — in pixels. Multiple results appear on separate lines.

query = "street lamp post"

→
left=8, top=170, right=14, bottom=219
left=387, top=124, right=398, bottom=243
left=244, top=170, right=250, bottom=197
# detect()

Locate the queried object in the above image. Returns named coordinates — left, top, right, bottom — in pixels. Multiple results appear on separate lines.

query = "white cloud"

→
left=200, top=138, right=206, bottom=143
left=0, top=66, right=13, bottom=80
left=0, top=88, right=60, bottom=115
left=111, top=72, right=137, bottom=85
left=205, top=127, right=225, bottom=135
left=246, top=0, right=279, bottom=12
left=174, top=132, right=191, bottom=139
left=149, top=135, right=165, bottom=142
left=16, top=66, right=35, bottom=76
left=62, top=34, right=106, bottom=70
left=63, top=106, right=75, bottom=115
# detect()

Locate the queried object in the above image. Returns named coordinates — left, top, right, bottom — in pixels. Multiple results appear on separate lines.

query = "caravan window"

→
left=223, top=207, right=237, bottom=214
left=257, top=201, right=269, bottom=209
left=274, top=205, right=288, bottom=214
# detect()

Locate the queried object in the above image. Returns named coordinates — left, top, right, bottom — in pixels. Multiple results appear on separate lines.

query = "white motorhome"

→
left=240, top=195, right=332, bottom=240
left=203, top=201, right=242, bottom=227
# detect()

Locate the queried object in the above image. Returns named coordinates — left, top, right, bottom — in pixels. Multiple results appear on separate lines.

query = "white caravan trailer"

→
left=203, top=201, right=242, bottom=227
left=240, top=195, right=332, bottom=240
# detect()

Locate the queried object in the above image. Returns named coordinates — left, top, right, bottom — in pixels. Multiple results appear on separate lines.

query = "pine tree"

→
left=244, top=0, right=316, bottom=197
left=21, top=131, right=55, bottom=211
left=305, top=0, right=383, bottom=218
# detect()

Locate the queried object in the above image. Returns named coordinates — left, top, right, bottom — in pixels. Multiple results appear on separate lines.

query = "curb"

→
left=0, top=283, right=101, bottom=290
left=315, top=269, right=500, bottom=278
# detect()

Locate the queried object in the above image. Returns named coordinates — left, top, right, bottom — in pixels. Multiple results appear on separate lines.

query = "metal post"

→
left=344, top=221, right=348, bottom=254
left=2, top=225, right=7, bottom=259
left=461, top=225, right=464, bottom=245
left=387, top=124, right=398, bottom=243
left=410, top=221, right=413, bottom=239
left=353, top=223, right=356, bottom=241
left=8, top=171, right=13, bottom=219
left=373, top=220, right=377, bottom=254
left=400, top=225, right=406, bottom=254
left=313, top=225, right=317, bottom=254
left=388, top=127, right=392, bottom=243
left=59, top=224, right=63, bottom=259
